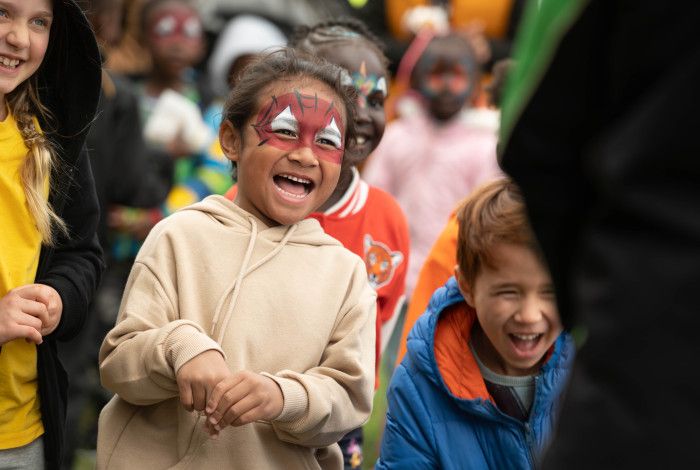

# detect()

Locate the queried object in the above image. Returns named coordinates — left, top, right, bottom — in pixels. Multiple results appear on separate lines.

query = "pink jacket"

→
left=363, top=105, right=500, bottom=295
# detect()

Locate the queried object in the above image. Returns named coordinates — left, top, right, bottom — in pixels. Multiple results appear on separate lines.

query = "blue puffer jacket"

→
left=376, top=277, right=574, bottom=469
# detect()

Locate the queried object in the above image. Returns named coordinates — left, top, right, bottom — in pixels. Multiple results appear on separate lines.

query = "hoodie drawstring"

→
left=210, top=218, right=298, bottom=344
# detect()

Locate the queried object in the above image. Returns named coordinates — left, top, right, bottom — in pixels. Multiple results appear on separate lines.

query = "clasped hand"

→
left=175, top=350, right=284, bottom=438
left=0, top=284, right=63, bottom=346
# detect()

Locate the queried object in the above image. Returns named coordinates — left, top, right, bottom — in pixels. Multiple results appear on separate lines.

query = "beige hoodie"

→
left=97, top=196, right=376, bottom=469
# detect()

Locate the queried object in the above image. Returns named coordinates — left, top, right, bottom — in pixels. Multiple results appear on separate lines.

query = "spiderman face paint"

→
left=252, top=91, right=345, bottom=165
left=147, top=5, right=202, bottom=44
left=222, top=81, right=346, bottom=226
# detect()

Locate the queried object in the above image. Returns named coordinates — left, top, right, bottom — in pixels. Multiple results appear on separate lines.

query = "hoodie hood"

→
left=207, top=15, right=287, bottom=98
left=181, top=195, right=342, bottom=247
left=37, top=0, right=101, bottom=166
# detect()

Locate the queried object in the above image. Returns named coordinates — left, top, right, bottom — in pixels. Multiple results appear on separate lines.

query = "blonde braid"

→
left=10, top=79, right=67, bottom=246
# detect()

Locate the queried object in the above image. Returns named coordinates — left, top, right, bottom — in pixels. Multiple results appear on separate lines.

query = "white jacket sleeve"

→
left=263, top=261, right=377, bottom=448
left=98, top=261, right=224, bottom=405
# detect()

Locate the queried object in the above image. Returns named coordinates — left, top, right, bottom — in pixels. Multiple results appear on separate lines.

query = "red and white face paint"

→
left=252, top=91, right=345, bottom=165
left=148, top=5, right=202, bottom=45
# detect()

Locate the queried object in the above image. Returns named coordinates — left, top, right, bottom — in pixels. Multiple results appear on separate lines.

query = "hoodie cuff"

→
left=165, top=324, right=225, bottom=373
left=261, top=373, right=308, bottom=423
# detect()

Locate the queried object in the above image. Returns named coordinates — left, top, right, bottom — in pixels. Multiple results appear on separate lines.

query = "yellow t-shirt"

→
left=0, top=111, right=45, bottom=449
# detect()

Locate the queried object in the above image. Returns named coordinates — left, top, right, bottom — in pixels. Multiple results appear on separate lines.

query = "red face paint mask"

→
left=148, top=7, right=202, bottom=45
left=252, top=91, right=345, bottom=165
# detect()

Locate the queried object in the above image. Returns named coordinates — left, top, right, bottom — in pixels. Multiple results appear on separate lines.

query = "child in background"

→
left=0, top=1, right=103, bottom=468
left=363, top=30, right=501, bottom=298
left=377, top=179, right=573, bottom=469
left=97, top=49, right=376, bottom=469
left=109, top=0, right=231, bottom=260
left=290, top=19, right=409, bottom=383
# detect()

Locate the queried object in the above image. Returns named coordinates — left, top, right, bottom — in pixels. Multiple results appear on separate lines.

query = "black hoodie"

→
left=26, top=1, right=102, bottom=468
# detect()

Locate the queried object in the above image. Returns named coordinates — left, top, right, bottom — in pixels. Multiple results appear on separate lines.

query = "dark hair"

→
left=223, top=48, right=358, bottom=178
left=289, top=17, right=389, bottom=69
left=456, top=178, right=543, bottom=286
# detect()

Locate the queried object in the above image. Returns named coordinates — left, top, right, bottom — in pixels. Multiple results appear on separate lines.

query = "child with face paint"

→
left=97, top=49, right=377, bottom=470
left=288, top=18, right=410, bottom=470
left=0, top=1, right=103, bottom=468
left=363, top=30, right=501, bottom=299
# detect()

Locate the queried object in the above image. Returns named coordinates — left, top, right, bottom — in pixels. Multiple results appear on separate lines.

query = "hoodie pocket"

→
left=169, top=414, right=208, bottom=469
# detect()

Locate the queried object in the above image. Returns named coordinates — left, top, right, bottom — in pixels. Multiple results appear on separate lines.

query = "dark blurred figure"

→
left=60, top=1, right=172, bottom=468
left=500, top=0, right=700, bottom=468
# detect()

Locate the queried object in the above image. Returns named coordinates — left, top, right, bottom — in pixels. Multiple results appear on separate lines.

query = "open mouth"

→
left=273, top=173, right=315, bottom=199
left=508, top=333, right=543, bottom=353
left=0, top=56, right=21, bottom=69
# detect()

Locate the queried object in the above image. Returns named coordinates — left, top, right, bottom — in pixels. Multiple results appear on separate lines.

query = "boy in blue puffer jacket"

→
left=376, top=178, right=574, bottom=469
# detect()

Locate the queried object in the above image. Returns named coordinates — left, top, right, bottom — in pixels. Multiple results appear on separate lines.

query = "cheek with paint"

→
left=252, top=92, right=345, bottom=165
left=426, top=65, right=470, bottom=96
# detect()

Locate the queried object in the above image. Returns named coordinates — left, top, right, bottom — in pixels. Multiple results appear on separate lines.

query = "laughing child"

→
left=96, top=49, right=377, bottom=469
left=376, top=178, right=573, bottom=469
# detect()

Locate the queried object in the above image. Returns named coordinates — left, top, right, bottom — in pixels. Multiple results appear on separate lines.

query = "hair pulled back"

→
left=289, top=17, right=389, bottom=69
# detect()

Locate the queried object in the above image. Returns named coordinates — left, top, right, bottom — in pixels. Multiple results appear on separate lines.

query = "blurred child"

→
left=376, top=179, right=573, bottom=469
left=363, top=30, right=501, bottom=297
left=290, top=18, right=410, bottom=469
left=109, top=0, right=231, bottom=258
left=97, top=49, right=376, bottom=469
left=207, top=14, right=287, bottom=102
left=0, top=1, right=103, bottom=468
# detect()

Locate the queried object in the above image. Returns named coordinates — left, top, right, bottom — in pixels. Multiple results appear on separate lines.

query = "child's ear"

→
left=455, top=265, right=475, bottom=308
left=219, top=120, right=241, bottom=163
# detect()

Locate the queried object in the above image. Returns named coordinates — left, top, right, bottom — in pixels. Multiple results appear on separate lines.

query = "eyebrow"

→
left=489, top=283, right=520, bottom=291
left=0, top=2, right=52, bottom=17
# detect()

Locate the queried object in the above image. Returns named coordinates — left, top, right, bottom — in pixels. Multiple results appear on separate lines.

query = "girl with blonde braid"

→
left=0, top=1, right=103, bottom=468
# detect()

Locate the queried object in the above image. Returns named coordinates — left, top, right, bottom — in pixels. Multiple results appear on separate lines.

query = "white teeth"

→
left=512, top=334, right=540, bottom=341
left=280, top=174, right=311, bottom=184
left=0, top=56, right=20, bottom=68
left=274, top=185, right=307, bottom=199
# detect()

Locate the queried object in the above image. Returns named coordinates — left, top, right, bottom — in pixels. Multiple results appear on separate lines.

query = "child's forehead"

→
left=319, top=42, right=386, bottom=75
left=254, top=79, right=345, bottom=119
left=423, top=37, right=474, bottom=64
left=147, top=1, right=199, bottom=23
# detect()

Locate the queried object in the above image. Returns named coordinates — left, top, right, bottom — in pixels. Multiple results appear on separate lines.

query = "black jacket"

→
left=29, top=1, right=102, bottom=468
left=88, top=71, right=173, bottom=250
left=500, top=0, right=700, bottom=467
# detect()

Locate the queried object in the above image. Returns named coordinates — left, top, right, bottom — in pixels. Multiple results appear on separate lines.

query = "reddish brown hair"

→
left=456, top=178, right=541, bottom=285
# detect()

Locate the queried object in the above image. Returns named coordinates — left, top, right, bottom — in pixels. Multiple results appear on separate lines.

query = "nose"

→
left=515, top=296, right=544, bottom=324
left=6, top=22, right=30, bottom=50
left=355, top=98, right=371, bottom=124
left=288, top=145, right=319, bottom=167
